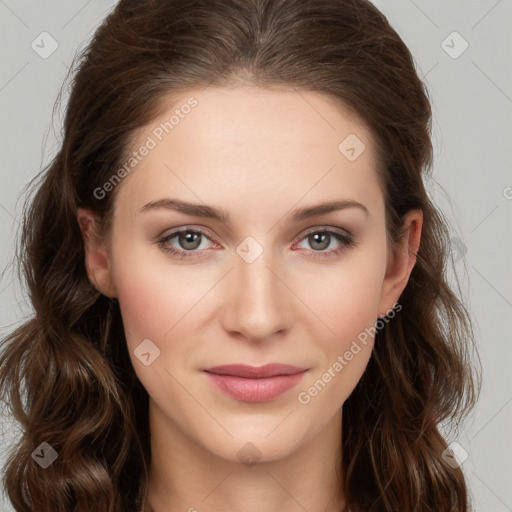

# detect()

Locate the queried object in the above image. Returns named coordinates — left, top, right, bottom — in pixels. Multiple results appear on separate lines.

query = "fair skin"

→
left=78, top=85, right=422, bottom=512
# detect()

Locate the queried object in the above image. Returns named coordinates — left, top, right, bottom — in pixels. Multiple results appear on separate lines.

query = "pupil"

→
left=311, top=233, right=329, bottom=250
left=181, top=231, right=200, bottom=249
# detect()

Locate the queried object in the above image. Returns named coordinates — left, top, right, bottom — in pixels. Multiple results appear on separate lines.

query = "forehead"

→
left=113, top=86, right=383, bottom=216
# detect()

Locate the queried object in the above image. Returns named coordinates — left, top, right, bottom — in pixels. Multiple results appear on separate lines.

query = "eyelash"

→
left=156, top=227, right=356, bottom=260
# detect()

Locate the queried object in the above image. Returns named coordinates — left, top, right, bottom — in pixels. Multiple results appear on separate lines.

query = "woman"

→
left=0, top=0, right=480, bottom=510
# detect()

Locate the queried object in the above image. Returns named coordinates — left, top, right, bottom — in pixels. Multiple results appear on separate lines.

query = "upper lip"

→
left=204, top=363, right=308, bottom=379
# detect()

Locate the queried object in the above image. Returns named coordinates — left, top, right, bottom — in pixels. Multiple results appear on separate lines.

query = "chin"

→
left=204, top=432, right=302, bottom=465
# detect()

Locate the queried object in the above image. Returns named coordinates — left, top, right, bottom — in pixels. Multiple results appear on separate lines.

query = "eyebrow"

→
left=139, top=198, right=369, bottom=223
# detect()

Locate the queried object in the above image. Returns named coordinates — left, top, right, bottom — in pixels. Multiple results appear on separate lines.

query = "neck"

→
left=142, top=400, right=345, bottom=512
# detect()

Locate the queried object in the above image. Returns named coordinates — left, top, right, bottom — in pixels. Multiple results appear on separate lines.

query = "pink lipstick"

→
left=203, top=363, right=308, bottom=403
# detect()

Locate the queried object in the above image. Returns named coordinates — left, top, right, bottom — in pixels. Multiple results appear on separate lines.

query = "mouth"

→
left=203, top=363, right=308, bottom=403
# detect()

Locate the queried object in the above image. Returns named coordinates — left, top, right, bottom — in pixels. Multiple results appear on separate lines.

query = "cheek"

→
left=302, top=251, right=386, bottom=346
left=296, top=270, right=380, bottom=416
left=111, top=243, right=207, bottom=344
left=293, top=249, right=385, bottom=406
left=114, top=268, right=171, bottom=346
left=110, top=247, right=221, bottom=390
left=111, top=256, right=198, bottom=401
left=327, top=268, right=383, bottom=338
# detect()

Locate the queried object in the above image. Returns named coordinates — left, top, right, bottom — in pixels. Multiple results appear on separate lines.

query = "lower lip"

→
left=204, top=371, right=307, bottom=403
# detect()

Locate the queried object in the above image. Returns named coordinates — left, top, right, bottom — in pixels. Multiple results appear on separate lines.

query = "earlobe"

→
left=77, top=208, right=117, bottom=298
left=378, top=209, right=423, bottom=315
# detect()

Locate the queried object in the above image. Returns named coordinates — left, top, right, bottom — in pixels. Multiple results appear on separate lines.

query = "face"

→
left=79, top=85, right=421, bottom=464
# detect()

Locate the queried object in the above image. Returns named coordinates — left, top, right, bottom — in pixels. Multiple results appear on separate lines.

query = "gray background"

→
left=0, top=1, right=511, bottom=511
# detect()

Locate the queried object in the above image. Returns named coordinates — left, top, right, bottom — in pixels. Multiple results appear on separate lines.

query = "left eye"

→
left=294, top=229, right=354, bottom=256
left=157, top=227, right=355, bottom=259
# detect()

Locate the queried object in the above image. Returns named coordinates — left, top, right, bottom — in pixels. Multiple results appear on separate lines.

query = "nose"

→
left=220, top=243, right=293, bottom=342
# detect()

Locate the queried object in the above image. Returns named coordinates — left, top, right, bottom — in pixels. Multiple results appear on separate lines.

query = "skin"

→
left=78, top=85, right=422, bottom=512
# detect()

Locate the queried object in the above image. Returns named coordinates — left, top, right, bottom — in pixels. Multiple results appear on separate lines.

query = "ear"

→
left=77, top=208, right=117, bottom=298
left=377, top=209, right=423, bottom=316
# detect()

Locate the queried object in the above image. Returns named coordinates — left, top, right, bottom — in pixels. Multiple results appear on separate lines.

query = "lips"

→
left=203, top=363, right=308, bottom=403
left=204, top=363, right=307, bottom=378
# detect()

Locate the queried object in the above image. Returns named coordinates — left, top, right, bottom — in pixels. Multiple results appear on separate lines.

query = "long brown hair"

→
left=0, top=0, right=480, bottom=510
